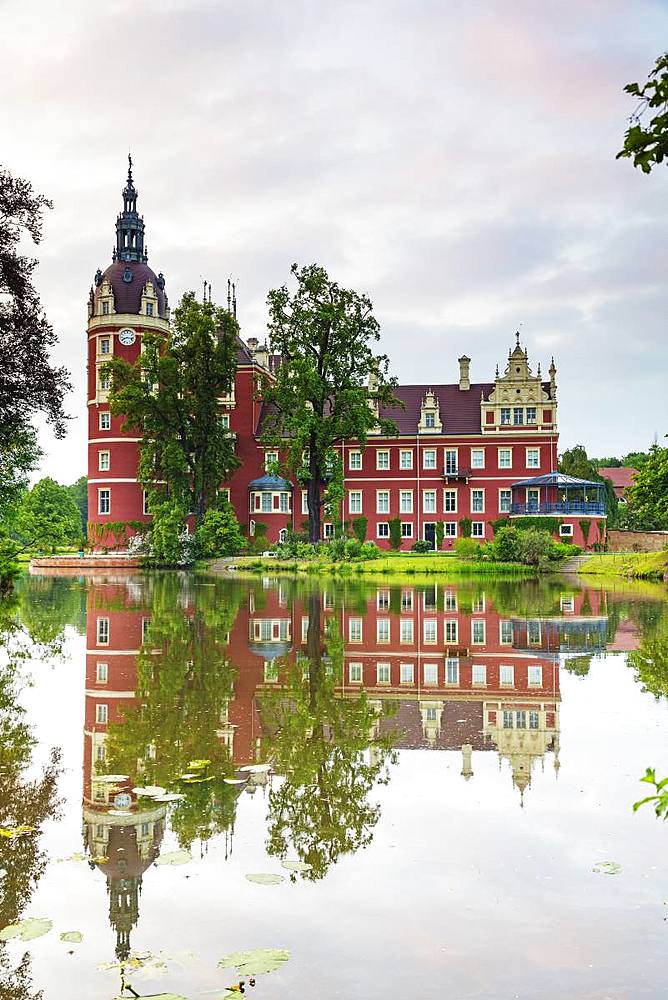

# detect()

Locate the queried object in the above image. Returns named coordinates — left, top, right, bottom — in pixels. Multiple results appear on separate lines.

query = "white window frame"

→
left=98, top=450, right=110, bottom=472
left=528, top=665, right=543, bottom=687
left=471, top=488, right=485, bottom=514
left=423, top=449, right=437, bottom=470
left=560, top=524, right=574, bottom=537
left=526, top=447, right=540, bottom=469
left=301, top=490, right=308, bottom=515
left=444, top=522, right=457, bottom=537
left=423, top=619, right=437, bottom=644
left=423, top=662, right=438, bottom=686
left=400, top=662, right=414, bottom=684
left=400, top=449, right=413, bottom=470
left=500, top=620, right=513, bottom=644
left=498, top=447, right=512, bottom=470
left=264, top=450, right=278, bottom=471
left=471, top=448, right=485, bottom=469
left=99, top=411, right=111, bottom=430
left=401, top=522, right=413, bottom=538
left=423, top=489, right=437, bottom=514
left=376, top=589, right=390, bottom=611
left=323, top=523, right=334, bottom=539
left=444, top=449, right=458, bottom=474
left=500, top=664, right=515, bottom=687
left=401, top=590, right=413, bottom=612
left=377, top=522, right=389, bottom=539
left=349, top=662, right=363, bottom=684
left=443, top=490, right=457, bottom=513
left=472, top=664, right=486, bottom=686
left=349, top=450, right=362, bottom=471
left=376, top=450, right=390, bottom=470
left=377, top=619, right=390, bottom=644
left=499, top=489, right=512, bottom=514
left=471, top=522, right=484, bottom=538
left=349, top=618, right=363, bottom=642
left=99, top=336, right=111, bottom=355
left=96, top=662, right=108, bottom=683
left=446, top=657, right=459, bottom=684
left=349, top=490, right=363, bottom=514
left=96, top=704, right=108, bottom=724
left=400, top=619, right=414, bottom=643
left=376, top=490, right=390, bottom=514
left=444, top=620, right=458, bottom=644
left=98, top=489, right=110, bottom=515
left=400, top=490, right=413, bottom=514
left=376, top=662, right=391, bottom=685
left=471, top=619, right=486, bottom=644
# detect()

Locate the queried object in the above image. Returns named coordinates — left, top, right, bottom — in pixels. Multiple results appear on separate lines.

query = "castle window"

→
left=423, top=490, right=436, bottom=513
left=400, top=490, right=413, bottom=513
left=349, top=662, right=363, bottom=683
left=513, top=407, right=524, bottom=425
left=446, top=658, right=459, bottom=684
left=377, top=522, right=389, bottom=538
left=99, top=371, right=110, bottom=392
left=444, top=449, right=457, bottom=474
left=425, top=412, right=435, bottom=428
left=529, top=711, right=539, bottom=729
left=424, top=662, right=438, bottom=685
left=261, top=493, right=272, bottom=513
left=349, top=618, right=362, bottom=642
left=102, top=301, right=109, bottom=315
left=99, top=337, right=111, bottom=354
left=220, top=414, right=230, bottom=430
left=423, top=449, right=437, bottom=469
left=400, top=449, right=413, bottom=469
left=377, top=663, right=391, bottom=685
left=323, top=523, right=333, bottom=539
left=99, top=411, right=111, bottom=430
left=146, top=302, right=154, bottom=316
left=529, top=665, right=543, bottom=686
left=444, top=522, right=457, bottom=537
left=498, top=448, right=512, bottom=469
left=500, top=408, right=510, bottom=425
left=265, top=451, right=278, bottom=471
left=279, top=493, right=289, bottom=512
left=349, top=450, right=362, bottom=470
left=377, top=619, right=390, bottom=643
left=526, top=407, right=537, bottom=424
left=471, top=489, right=485, bottom=513
left=424, top=620, right=437, bottom=644
left=471, top=620, right=485, bottom=644
left=445, top=620, right=458, bottom=643
left=376, top=450, right=390, bottom=470
left=472, top=522, right=484, bottom=538
left=500, top=620, right=513, bottom=644
left=401, top=522, right=413, bottom=538
left=526, top=448, right=540, bottom=469
left=249, top=519, right=256, bottom=536
left=401, top=590, right=413, bottom=611
left=443, top=490, right=457, bottom=513
left=98, top=450, right=110, bottom=472
left=96, top=662, right=108, bottom=683
left=98, top=489, right=110, bottom=515
left=376, top=490, right=390, bottom=514
left=500, top=664, right=514, bottom=686
left=96, top=617, right=109, bottom=645
left=400, top=662, right=414, bottom=684
left=472, top=664, right=486, bottom=685
left=96, top=704, right=108, bottom=724
left=400, top=619, right=413, bottom=643
left=349, top=491, right=362, bottom=514
left=499, top=488, right=512, bottom=513
left=302, top=491, right=308, bottom=515
left=471, top=448, right=484, bottom=469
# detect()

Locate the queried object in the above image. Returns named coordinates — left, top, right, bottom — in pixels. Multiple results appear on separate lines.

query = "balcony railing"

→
left=442, top=467, right=472, bottom=481
left=510, top=501, right=606, bottom=516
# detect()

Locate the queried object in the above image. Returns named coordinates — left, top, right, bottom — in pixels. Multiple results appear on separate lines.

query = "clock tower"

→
left=86, top=158, right=170, bottom=545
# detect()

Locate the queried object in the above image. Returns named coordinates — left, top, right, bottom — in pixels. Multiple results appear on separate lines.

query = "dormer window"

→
left=102, top=301, right=109, bottom=316
left=426, top=412, right=435, bottom=428
left=418, top=390, right=442, bottom=434
left=146, top=302, right=154, bottom=316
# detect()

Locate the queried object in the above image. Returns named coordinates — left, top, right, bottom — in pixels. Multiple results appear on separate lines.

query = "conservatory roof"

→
left=248, top=475, right=293, bottom=491
left=511, top=472, right=603, bottom=489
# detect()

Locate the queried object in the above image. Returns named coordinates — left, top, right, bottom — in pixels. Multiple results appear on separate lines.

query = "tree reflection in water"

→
left=260, top=591, right=396, bottom=881
left=0, top=593, right=62, bottom=1000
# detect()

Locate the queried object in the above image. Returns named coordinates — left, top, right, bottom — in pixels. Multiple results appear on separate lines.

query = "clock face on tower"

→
left=118, top=328, right=136, bottom=347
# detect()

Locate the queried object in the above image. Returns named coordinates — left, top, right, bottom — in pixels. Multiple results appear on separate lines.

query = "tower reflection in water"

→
left=82, top=574, right=608, bottom=954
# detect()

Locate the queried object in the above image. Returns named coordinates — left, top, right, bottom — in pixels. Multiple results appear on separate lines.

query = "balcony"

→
left=510, top=501, right=606, bottom=516
left=442, top=467, right=472, bottom=482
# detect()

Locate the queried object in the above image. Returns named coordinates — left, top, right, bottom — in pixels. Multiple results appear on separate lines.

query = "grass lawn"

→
left=229, top=553, right=537, bottom=578
left=579, top=550, right=668, bottom=581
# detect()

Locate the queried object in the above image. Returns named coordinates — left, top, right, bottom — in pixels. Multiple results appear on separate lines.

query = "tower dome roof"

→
left=96, top=260, right=168, bottom=318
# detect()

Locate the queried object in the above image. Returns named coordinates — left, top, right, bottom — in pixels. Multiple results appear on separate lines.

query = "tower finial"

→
left=128, top=151, right=133, bottom=184
left=516, top=329, right=520, bottom=347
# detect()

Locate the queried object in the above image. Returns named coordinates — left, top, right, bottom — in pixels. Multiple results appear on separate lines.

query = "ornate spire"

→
left=114, top=155, right=148, bottom=264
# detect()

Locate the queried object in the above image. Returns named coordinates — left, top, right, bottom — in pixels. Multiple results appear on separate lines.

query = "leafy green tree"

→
left=559, top=444, right=617, bottom=520
left=517, top=528, right=554, bottom=567
left=627, top=600, right=668, bottom=699
left=195, top=501, right=246, bottom=557
left=617, top=52, right=668, bottom=173
left=106, top=292, right=239, bottom=536
left=260, top=593, right=395, bottom=879
left=15, top=478, right=82, bottom=552
left=0, top=167, right=71, bottom=457
left=66, top=475, right=87, bottom=534
left=388, top=516, right=402, bottom=550
left=625, top=446, right=668, bottom=530
left=0, top=428, right=41, bottom=528
left=261, top=264, right=399, bottom=543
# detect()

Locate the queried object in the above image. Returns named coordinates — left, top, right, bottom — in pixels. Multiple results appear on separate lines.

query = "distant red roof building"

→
left=598, top=467, right=638, bottom=500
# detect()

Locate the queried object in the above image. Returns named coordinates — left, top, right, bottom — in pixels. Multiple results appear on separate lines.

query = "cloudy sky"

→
left=2, top=0, right=667, bottom=481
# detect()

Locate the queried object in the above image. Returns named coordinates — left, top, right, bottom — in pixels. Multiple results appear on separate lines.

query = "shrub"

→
left=579, top=519, right=591, bottom=546
left=0, top=529, right=20, bottom=596
left=459, top=517, right=472, bottom=538
left=516, top=528, right=554, bottom=567
left=351, top=517, right=368, bottom=543
left=344, top=537, right=362, bottom=560
left=411, top=539, right=432, bottom=553
left=492, top=526, right=523, bottom=562
left=435, top=521, right=445, bottom=551
left=359, top=541, right=380, bottom=560
left=549, top=542, right=582, bottom=560
left=327, top=537, right=348, bottom=561
left=490, top=517, right=511, bottom=536
left=196, top=503, right=246, bottom=557
left=454, top=537, right=482, bottom=560
left=388, top=517, right=402, bottom=550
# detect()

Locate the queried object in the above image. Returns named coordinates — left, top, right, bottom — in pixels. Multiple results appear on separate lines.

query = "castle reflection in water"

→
left=80, top=574, right=610, bottom=958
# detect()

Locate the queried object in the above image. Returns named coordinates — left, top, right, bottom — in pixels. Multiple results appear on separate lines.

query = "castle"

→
left=87, top=164, right=606, bottom=550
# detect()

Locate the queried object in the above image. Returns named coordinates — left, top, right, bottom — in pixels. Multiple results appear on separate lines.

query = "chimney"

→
left=458, top=355, right=471, bottom=391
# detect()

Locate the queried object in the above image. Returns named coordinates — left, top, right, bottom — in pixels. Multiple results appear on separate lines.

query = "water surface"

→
left=1, top=571, right=667, bottom=999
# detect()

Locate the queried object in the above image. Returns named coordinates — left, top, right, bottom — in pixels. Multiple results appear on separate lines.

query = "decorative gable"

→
left=97, top=278, right=115, bottom=317
left=481, top=335, right=557, bottom=433
left=418, top=390, right=443, bottom=433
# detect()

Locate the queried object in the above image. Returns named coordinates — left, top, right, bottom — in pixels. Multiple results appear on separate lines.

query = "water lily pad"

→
left=245, top=873, right=285, bottom=885
left=239, top=764, right=271, bottom=774
left=100, top=951, right=167, bottom=978
left=179, top=773, right=197, bottom=780
left=223, top=778, right=247, bottom=785
left=0, top=825, right=35, bottom=839
left=592, top=861, right=622, bottom=875
left=133, top=786, right=166, bottom=797
left=153, top=793, right=185, bottom=802
left=281, top=860, right=312, bottom=872
left=60, top=930, right=82, bottom=943
left=0, top=917, right=52, bottom=942
left=155, top=850, right=192, bottom=866
left=187, top=759, right=210, bottom=768
left=218, top=947, right=290, bottom=975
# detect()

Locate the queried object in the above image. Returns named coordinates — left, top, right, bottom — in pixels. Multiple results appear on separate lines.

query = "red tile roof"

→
left=598, top=467, right=638, bottom=492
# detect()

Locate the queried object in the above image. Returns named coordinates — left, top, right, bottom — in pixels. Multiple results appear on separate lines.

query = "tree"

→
left=0, top=428, right=40, bottom=527
left=66, top=476, right=88, bottom=535
left=15, top=478, right=82, bottom=552
left=106, top=292, right=239, bottom=539
left=195, top=500, right=246, bottom=557
left=0, top=167, right=71, bottom=456
left=559, top=444, right=617, bottom=521
left=617, top=52, right=668, bottom=173
left=261, top=264, right=399, bottom=543
left=625, top=446, right=668, bottom=530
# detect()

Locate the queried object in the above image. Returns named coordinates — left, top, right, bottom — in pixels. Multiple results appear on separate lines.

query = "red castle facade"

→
left=87, top=168, right=606, bottom=550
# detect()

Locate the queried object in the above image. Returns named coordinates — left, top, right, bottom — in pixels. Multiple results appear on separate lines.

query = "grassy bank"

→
left=578, top=551, right=668, bottom=582
left=225, top=553, right=538, bottom=578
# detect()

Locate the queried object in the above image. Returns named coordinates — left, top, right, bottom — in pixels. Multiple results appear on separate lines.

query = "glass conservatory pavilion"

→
left=510, top=472, right=607, bottom=517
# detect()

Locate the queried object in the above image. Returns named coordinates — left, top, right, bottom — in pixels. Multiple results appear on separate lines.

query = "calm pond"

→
left=1, top=570, right=667, bottom=999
